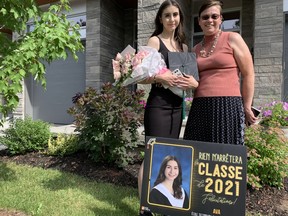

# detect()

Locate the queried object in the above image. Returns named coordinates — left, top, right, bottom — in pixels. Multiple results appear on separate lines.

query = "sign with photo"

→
left=140, top=137, right=247, bottom=216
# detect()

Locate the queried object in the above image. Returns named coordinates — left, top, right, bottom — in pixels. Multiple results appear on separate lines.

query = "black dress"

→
left=144, top=38, right=183, bottom=138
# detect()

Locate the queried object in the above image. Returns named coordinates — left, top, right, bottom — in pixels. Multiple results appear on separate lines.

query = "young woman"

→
left=149, top=155, right=189, bottom=209
left=138, top=1, right=198, bottom=215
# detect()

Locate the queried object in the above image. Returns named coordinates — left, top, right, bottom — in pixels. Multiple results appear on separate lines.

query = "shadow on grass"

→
left=41, top=172, right=138, bottom=215
left=0, top=161, right=16, bottom=181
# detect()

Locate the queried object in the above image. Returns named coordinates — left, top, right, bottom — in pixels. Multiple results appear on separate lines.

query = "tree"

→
left=0, top=0, right=84, bottom=123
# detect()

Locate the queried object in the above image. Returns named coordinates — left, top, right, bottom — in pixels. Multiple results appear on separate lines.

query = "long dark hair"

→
left=153, top=155, right=183, bottom=199
left=198, top=0, right=223, bottom=17
left=151, top=0, right=186, bottom=48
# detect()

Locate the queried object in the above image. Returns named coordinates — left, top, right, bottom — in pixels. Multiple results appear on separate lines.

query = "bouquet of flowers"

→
left=112, top=45, right=167, bottom=86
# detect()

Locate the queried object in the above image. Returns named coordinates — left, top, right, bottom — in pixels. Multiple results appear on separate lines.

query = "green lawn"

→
left=0, top=161, right=264, bottom=216
left=0, top=162, right=139, bottom=216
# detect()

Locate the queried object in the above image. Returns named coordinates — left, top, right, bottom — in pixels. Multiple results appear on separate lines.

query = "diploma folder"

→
left=168, top=52, right=199, bottom=80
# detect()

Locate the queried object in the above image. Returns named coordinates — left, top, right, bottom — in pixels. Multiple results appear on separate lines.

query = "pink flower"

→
left=115, top=53, right=122, bottom=61
left=135, top=50, right=149, bottom=59
left=139, top=100, right=146, bottom=108
left=113, top=71, right=121, bottom=80
left=125, top=53, right=133, bottom=62
left=112, top=59, right=121, bottom=73
left=131, top=56, right=142, bottom=69
left=122, top=62, right=130, bottom=74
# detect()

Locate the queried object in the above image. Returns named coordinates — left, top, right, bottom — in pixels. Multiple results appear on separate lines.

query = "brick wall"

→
left=253, top=0, right=284, bottom=106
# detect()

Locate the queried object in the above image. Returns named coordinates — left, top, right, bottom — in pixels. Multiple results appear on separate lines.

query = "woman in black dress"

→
left=138, top=1, right=198, bottom=215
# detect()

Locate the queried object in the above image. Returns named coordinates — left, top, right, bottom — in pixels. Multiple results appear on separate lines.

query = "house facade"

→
left=14, top=0, right=288, bottom=124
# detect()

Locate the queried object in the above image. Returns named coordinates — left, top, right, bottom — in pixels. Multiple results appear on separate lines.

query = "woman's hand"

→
left=176, top=75, right=199, bottom=90
left=245, top=107, right=258, bottom=126
left=155, top=70, right=179, bottom=87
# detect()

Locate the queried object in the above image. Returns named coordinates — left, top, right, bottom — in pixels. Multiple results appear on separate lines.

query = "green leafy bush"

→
left=245, top=125, right=288, bottom=189
left=259, top=101, right=288, bottom=127
left=46, top=133, right=81, bottom=156
left=0, top=117, right=51, bottom=154
left=67, top=82, right=145, bottom=167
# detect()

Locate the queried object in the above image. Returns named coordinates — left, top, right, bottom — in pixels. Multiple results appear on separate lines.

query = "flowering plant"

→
left=112, top=45, right=167, bottom=87
left=259, top=101, right=288, bottom=127
left=185, top=97, right=193, bottom=109
left=139, top=99, right=147, bottom=109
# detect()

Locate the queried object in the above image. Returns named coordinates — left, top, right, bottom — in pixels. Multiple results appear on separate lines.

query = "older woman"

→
left=184, top=0, right=256, bottom=145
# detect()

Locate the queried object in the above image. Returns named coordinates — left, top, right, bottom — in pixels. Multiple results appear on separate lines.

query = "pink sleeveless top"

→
left=194, top=31, right=241, bottom=97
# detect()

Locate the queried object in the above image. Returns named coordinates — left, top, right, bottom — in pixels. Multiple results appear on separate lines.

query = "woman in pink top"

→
left=183, top=0, right=256, bottom=145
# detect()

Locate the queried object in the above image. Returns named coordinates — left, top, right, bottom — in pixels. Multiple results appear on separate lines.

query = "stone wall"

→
left=86, top=0, right=136, bottom=90
left=253, top=0, right=284, bottom=106
left=138, top=0, right=191, bottom=47
left=86, top=0, right=101, bottom=89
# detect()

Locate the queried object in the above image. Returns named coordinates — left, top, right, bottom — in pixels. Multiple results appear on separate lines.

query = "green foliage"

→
left=0, top=0, right=84, bottom=120
left=68, top=82, right=145, bottom=167
left=0, top=117, right=51, bottom=154
left=260, top=101, right=288, bottom=127
left=245, top=125, right=288, bottom=189
left=46, top=133, right=81, bottom=156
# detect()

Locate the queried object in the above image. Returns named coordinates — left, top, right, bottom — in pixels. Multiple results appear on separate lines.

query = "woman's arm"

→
left=229, top=32, right=256, bottom=124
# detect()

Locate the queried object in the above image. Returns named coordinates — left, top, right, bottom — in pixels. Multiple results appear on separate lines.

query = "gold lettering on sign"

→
left=213, top=209, right=221, bottom=214
left=199, top=152, right=210, bottom=161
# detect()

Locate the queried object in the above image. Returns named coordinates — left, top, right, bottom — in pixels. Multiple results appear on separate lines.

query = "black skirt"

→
left=144, top=84, right=183, bottom=139
left=183, top=97, right=245, bottom=145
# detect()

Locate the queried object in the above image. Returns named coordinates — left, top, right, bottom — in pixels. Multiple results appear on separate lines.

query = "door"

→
left=30, top=50, right=85, bottom=124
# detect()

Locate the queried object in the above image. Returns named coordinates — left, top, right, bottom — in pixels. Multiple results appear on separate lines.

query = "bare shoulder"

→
left=147, top=36, right=160, bottom=50
left=182, top=43, right=188, bottom=52
left=228, top=31, right=245, bottom=45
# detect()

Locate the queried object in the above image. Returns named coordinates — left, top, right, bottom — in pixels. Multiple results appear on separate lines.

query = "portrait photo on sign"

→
left=146, top=142, right=194, bottom=210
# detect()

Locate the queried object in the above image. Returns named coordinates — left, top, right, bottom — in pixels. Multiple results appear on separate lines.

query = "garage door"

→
left=31, top=50, right=85, bottom=124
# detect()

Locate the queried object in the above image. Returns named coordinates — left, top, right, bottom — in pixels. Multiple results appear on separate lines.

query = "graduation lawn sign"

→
left=140, top=137, right=247, bottom=216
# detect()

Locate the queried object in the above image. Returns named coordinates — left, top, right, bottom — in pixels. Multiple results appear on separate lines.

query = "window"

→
left=192, top=10, right=241, bottom=46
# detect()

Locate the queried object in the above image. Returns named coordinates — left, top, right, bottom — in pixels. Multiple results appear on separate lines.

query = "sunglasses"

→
left=201, top=14, right=220, bottom=20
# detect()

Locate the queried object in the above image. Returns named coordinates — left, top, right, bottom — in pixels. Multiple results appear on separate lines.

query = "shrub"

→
left=259, top=101, right=288, bottom=127
left=46, top=133, right=81, bottom=156
left=67, top=82, right=145, bottom=167
left=245, top=125, right=288, bottom=189
left=0, top=117, right=51, bottom=155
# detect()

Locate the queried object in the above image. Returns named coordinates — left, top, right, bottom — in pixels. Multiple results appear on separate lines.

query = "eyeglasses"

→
left=200, top=14, right=220, bottom=20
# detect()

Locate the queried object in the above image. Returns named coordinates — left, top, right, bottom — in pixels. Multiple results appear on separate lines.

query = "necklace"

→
left=200, top=30, right=221, bottom=58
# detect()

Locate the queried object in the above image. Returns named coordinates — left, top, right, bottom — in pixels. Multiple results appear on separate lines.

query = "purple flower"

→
left=283, top=102, right=288, bottom=111
left=262, top=110, right=272, bottom=117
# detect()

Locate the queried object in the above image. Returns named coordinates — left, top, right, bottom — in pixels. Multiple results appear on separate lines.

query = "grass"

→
left=0, top=161, right=263, bottom=216
left=0, top=161, right=139, bottom=216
